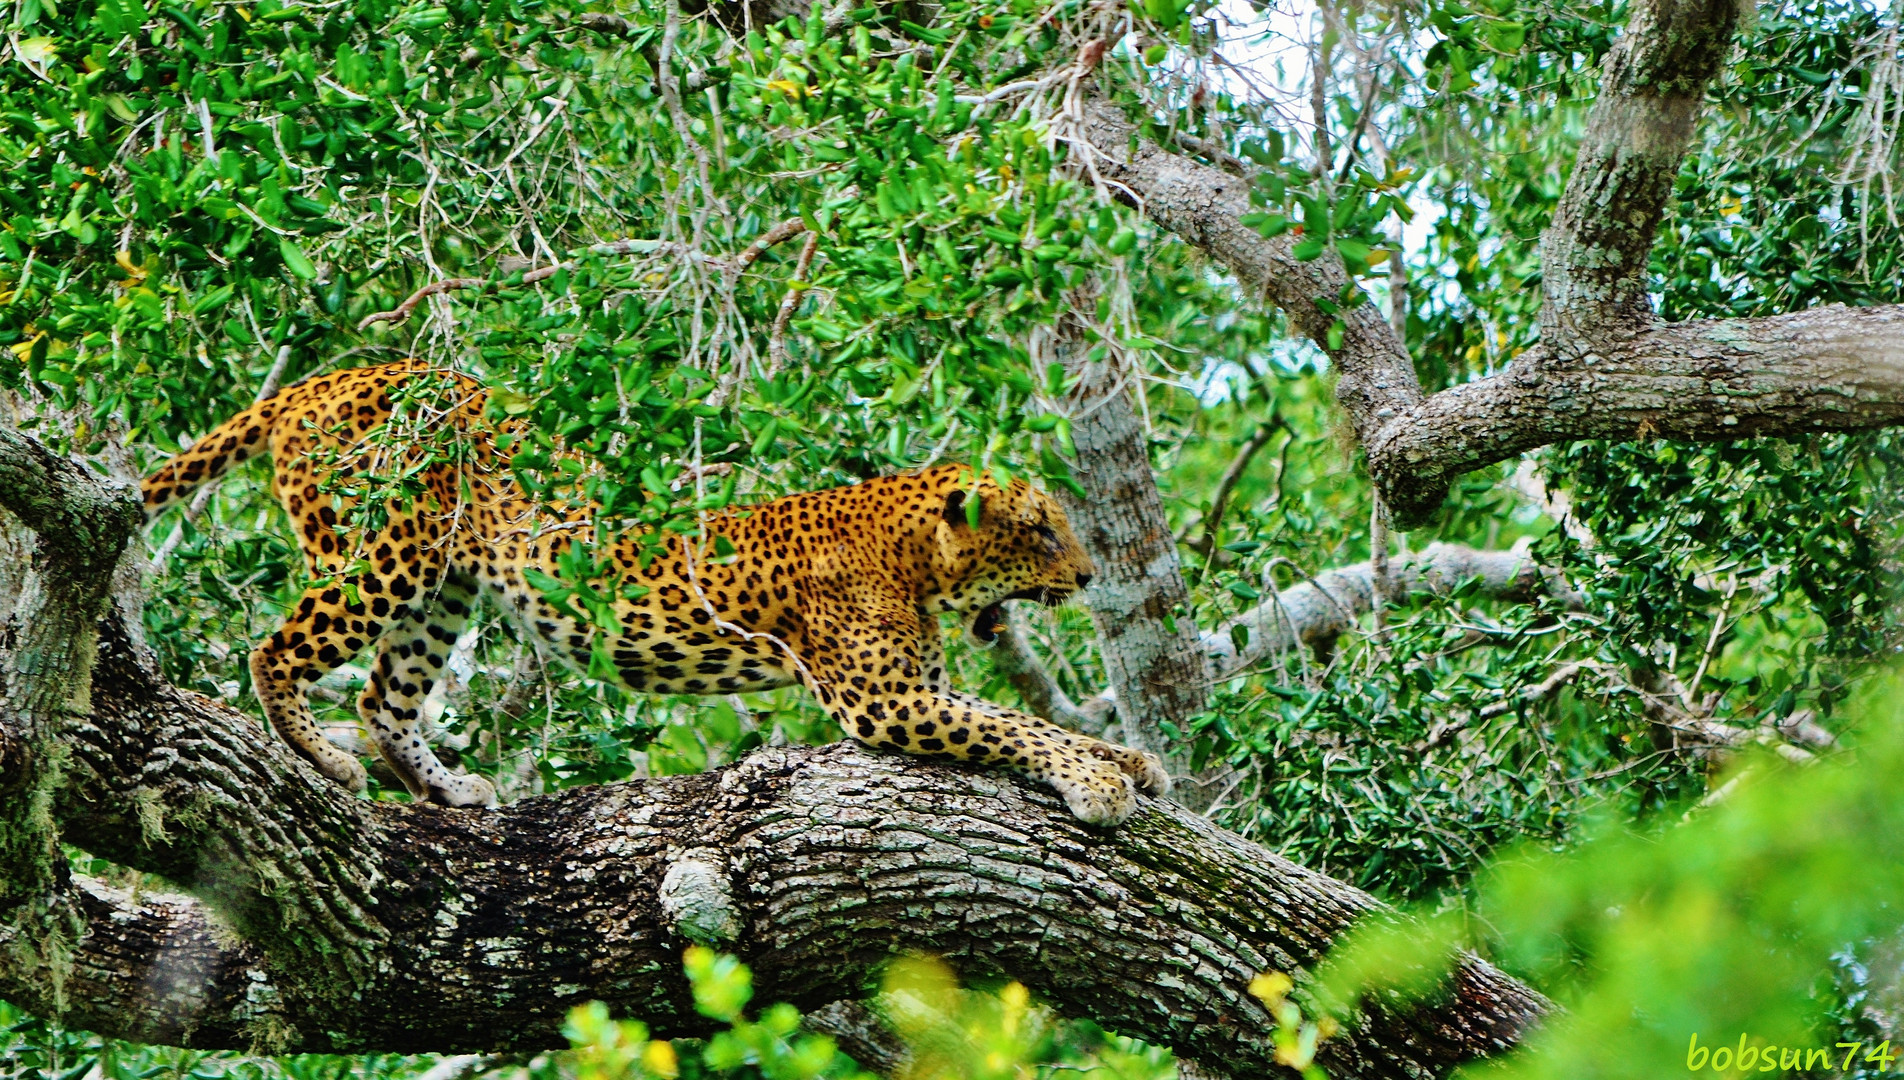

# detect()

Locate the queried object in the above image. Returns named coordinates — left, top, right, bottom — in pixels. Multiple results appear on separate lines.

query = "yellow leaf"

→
left=641, top=1039, right=678, bottom=1078
left=8, top=330, right=45, bottom=361
left=1248, top=970, right=1293, bottom=1005
left=766, top=79, right=804, bottom=98
left=14, top=37, right=58, bottom=71
left=115, top=249, right=148, bottom=284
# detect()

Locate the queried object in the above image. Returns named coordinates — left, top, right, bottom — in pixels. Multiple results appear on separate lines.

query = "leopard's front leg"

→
left=818, top=680, right=1146, bottom=826
left=803, top=606, right=1159, bottom=825
left=942, top=689, right=1171, bottom=798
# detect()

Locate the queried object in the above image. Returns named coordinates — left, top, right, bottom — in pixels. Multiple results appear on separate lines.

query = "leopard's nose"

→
left=1075, top=572, right=1093, bottom=589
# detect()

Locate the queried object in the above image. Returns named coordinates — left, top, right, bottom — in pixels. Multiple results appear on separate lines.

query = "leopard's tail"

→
left=141, top=395, right=285, bottom=519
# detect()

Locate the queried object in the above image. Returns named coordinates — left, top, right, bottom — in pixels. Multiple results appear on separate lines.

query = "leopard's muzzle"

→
left=970, top=586, right=1074, bottom=644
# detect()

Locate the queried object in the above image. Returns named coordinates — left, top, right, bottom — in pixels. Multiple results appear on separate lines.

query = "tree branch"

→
left=1037, top=291, right=1212, bottom=798
left=0, top=426, right=148, bottom=1026
left=1537, top=0, right=1739, bottom=340
left=0, top=875, right=273, bottom=1049
left=1364, top=305, right=1904, bottom=505
left=1191, top=419, right=1282, bottom=563
left=1073, top=102, right=1435, bottom=521
left=1066, top=0, right=1904, bottom=532
left=1199, top=541, right=1580, bottom=679
left=990, top=604, right=1114, bottom=735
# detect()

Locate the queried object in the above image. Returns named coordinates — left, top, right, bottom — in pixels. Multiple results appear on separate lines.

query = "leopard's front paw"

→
left=1051, top=765, right=1137, bottom=827
left=1088, top=742, right=1172, bottom=797
left=1128, top=750, right=1170, bottom=797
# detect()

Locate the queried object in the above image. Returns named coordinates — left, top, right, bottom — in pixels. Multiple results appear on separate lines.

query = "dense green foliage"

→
left=2, top=0, right=1901, bottom=1070
left=1306, top=677, right=1904, bottom=1080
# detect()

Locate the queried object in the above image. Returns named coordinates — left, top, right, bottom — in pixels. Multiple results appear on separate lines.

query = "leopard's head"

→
left=927, top=472, right=1096, bottom=645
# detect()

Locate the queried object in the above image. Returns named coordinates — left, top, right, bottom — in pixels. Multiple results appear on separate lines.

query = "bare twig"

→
left=1476, top=663, right=1585, bottom=722
left=728, top=218, right=810, bottom=283
left=1681, top=575, right=1739, bottom=714
left=766, top=230, right=821, bottom=378
left=1309, top=42, right=1332, bottom=180
left=358, top=223, right=809, bottom=331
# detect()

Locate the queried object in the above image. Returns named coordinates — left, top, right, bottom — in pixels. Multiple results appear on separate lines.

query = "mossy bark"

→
left=0, top=427, right=144, bottom=1016
left=35, top=618, right=1550, bottom=1072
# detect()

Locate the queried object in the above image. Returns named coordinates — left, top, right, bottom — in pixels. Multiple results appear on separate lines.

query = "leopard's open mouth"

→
left=969, top=587, right=1072, bottom=644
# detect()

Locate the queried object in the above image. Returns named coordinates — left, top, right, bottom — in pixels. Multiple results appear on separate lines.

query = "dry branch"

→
left=357, top=221, right=809, bottom=331
left=1191, top=418, right=1283, bottom=562
left=767, top=230, right=822, bottom=376
left=1201, top=541, right=1580, bottom=679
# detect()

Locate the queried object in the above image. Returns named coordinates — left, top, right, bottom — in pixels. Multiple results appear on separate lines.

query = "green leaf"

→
left=1485, top=20, right=1525, bottom=52
left=278, top=236, right=318, bottom=279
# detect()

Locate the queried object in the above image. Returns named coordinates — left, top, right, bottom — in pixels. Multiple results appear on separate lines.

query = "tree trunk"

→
left=1037, top=297, right=1216, bottom=807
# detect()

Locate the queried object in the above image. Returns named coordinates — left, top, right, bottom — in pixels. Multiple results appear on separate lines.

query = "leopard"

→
left=142, top=360, right=1169, bottom=825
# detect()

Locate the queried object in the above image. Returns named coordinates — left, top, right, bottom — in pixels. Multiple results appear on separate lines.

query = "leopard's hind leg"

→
left=249, top=576, right=403, bottom=793
left=358, top=573, right=494, bottom=807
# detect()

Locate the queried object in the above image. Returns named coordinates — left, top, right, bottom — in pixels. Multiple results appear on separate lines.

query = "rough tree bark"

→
left=0, top=430, right=1548, bottom=1076
left=0, top=424, right=146, bottom=1013
left=1077, top=0, right=1904, bottom=527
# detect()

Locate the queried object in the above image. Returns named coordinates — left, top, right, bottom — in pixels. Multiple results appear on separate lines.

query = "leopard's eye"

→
left=1033, top=523, right=1060, bottom=553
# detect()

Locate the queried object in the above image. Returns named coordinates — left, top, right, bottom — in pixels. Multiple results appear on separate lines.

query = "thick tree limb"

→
left=12, top=877, right=272, bottom=1049
left=0, top=426, right=145, bottom=1023
left=1075, top=103, right=1431, bottom=521
left=0, top=588, right=1551, bottom=1074
left=1536, top=0, right=1738, bottom=340
left=1365, top=306, right=1904, bottom=503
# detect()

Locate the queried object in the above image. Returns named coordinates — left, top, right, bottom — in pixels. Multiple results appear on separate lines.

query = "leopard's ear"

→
left=942, top=490, right=967, bottom=527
